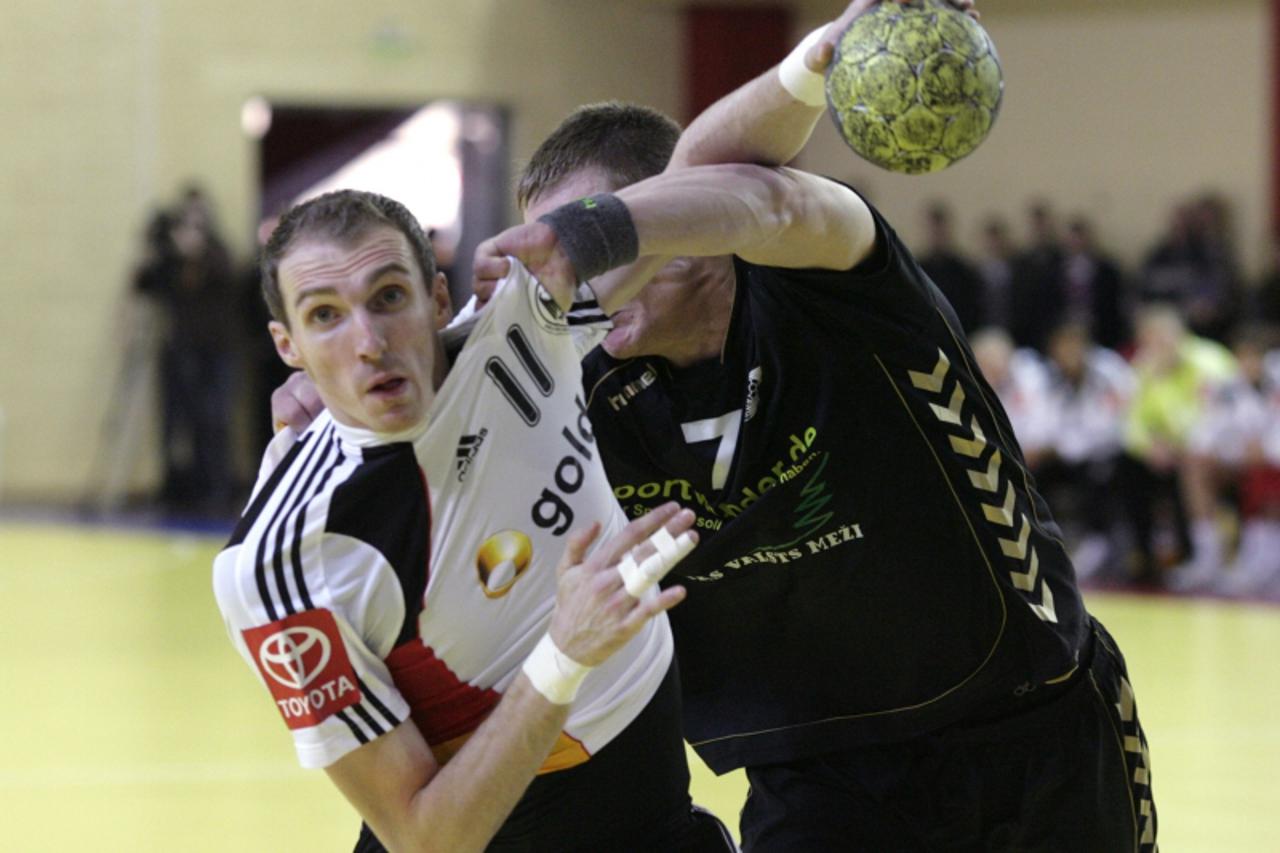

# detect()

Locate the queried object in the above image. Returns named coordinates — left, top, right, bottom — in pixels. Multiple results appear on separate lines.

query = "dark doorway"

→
left=254, top=100, right=510, bottom=309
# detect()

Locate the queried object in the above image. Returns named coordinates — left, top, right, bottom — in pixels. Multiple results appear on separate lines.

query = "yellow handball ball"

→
left=825, top=0, right=1004, bottom=174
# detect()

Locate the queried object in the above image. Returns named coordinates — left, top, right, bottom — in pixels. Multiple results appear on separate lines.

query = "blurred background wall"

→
left=0, top=0, right=1270, bottom=502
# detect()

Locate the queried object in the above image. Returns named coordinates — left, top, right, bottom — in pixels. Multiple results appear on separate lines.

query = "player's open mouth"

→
left=369, top=377, right=407, bottom=396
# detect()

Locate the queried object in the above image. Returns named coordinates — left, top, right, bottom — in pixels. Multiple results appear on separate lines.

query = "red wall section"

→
left=684, top=6, right=793, bottom=123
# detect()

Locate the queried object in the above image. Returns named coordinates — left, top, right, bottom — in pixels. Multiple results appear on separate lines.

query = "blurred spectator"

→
left=1139, top=204, right=1198, bottom=306
left=1009, top=199, right=1065, bottom=352
left=976, top=215, right=1015, bottom=332
left=1186, top=193, right=1242, bottom=340
left=1116, top=306, right=1237, bottom=584
left=1139, top=194, right=1240, bottom=342
left=918, top=201, right=985, bottom=334
left=1034, top=322, right=1136, bottom=580
left=133, top=208, right=178, bottom=288
left=1174, top=326, right=1280, bottom=596
left=1061, top=217, right=1129, bottom=350
left=970, top=327, right=1053, bottom=466
left=238, top=214, right=291, bottom=467
left=134, top=185, right=236, bottom=513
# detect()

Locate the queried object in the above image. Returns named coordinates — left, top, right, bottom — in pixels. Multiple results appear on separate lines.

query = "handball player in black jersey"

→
left=466, top=2, right=1158, bottom=850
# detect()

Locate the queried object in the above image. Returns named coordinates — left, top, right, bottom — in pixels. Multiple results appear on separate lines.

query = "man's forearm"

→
left=619, top=165, right=869, bottom=266
left=512, top=163, right=875, bottom=316
left=405, top=676, right=571, bottom=851
left=569, top=164, right=871, bottom=313
left=329, top=675, right=571, bottom=853
left=619, top=165, right=799, bottom=258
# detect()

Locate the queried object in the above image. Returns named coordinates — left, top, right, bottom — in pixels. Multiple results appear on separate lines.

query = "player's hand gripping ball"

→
left=825, top=0, right=1003, bottom=174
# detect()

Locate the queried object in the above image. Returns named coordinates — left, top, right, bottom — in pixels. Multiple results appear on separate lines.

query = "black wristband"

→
left=537, top=193, right=639, bottom=282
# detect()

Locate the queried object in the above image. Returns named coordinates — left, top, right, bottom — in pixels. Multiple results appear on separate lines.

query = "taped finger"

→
left=617, top=527, right=696, bottom=597
left=649, top=527, right=681, bottom=562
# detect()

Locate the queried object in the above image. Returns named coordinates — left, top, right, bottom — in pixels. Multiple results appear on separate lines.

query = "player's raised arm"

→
left=670, top=0, right=976, bottom=171
left=616, top=164, right=873, bottom=273
left=486, top=162, right=874, bottom=314
left=325, top=505, right=694, bottom=853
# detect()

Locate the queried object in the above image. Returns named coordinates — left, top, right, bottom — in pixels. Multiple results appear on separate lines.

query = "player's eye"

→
left=307, top=305, right=337, bottom=325
left=375, top=285, right=407, bottom=309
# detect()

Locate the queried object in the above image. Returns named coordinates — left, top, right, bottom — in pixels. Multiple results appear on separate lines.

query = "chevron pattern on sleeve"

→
left=908, top=348, right=1057, bottom=623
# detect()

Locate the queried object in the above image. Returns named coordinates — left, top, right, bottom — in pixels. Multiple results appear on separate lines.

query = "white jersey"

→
left=990, top=348, right=1054, bottom=455
left=1190, top=350, right=1280, bottom=466
left=1043, top=346, right=1135, bottom=464
left=214, top=262, right=672, bottom=770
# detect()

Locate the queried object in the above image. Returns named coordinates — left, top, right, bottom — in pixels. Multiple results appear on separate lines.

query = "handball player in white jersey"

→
left=213, top=190, right=734, bottom=852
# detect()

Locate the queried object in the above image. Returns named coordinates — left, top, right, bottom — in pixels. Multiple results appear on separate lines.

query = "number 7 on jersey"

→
left=681, top=410, right=742, bottom=490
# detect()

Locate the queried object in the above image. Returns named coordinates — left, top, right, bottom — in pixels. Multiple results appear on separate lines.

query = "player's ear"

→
left=432, top=271, right=453, bottom=330
left=269, top=320, right=304, bottom=369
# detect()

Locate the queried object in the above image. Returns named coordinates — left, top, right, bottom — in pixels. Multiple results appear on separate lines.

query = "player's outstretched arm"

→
left=324, top=504, right=695, bottom=853
left=616, top=164, right=874, bottom=273
left=482, top=162, right=875, bottom=313
left=670, top=0, right=976, bottom=172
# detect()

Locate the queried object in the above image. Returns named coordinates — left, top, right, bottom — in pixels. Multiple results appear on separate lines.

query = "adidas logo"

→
left=456, top=428, right=489, bottom=481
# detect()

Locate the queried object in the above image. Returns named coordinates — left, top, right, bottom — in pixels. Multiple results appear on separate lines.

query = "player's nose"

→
left=352, top=311, right=388, bottom=360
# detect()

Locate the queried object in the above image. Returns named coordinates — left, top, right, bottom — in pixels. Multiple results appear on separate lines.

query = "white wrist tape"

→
left=522, top=633, right=593, bottom=705
left=617, top=527, right=697, bottom=597
left=778, top=25, right=830, bottom=107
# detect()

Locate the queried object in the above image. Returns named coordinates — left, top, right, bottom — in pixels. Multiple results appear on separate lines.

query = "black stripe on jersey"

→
left=252, top=424, right=332, bottom=617
left=336, top=709, right=371, bottom=745
left=568, top=293, right=605, bottom=323
left=349, top=702, right=386, bottom=738
left=326, top=443, right=432, bottom=647
left=270, top=427, right=340, bottom=614
left=253, top=423, right=336, bottom=621
left=567, top=299, right=608, bottom=323
left=506, top=324, right=554, bottom=396
left=227, top=431, right=313, bottom=548
left=288, top=431, right=347, bottom=613
left=485, top=357, right=541, bottom=426
left=357, top=675, right=402, bottom=730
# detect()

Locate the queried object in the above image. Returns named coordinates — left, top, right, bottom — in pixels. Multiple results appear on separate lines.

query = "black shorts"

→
left=741, top=618, right=1156, bottom=852
left=355, top=660, right=736, bottom=853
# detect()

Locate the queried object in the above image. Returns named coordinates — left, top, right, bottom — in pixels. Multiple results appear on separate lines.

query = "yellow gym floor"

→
left=3, top=520, right=1277, bottom=851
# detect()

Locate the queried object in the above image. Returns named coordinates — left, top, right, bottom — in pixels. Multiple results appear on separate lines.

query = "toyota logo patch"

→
left=257, top=626, right=332, bottom=690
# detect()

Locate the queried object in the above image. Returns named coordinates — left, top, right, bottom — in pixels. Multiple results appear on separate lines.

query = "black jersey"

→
left=582, top=200, right=1091, bottom=773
